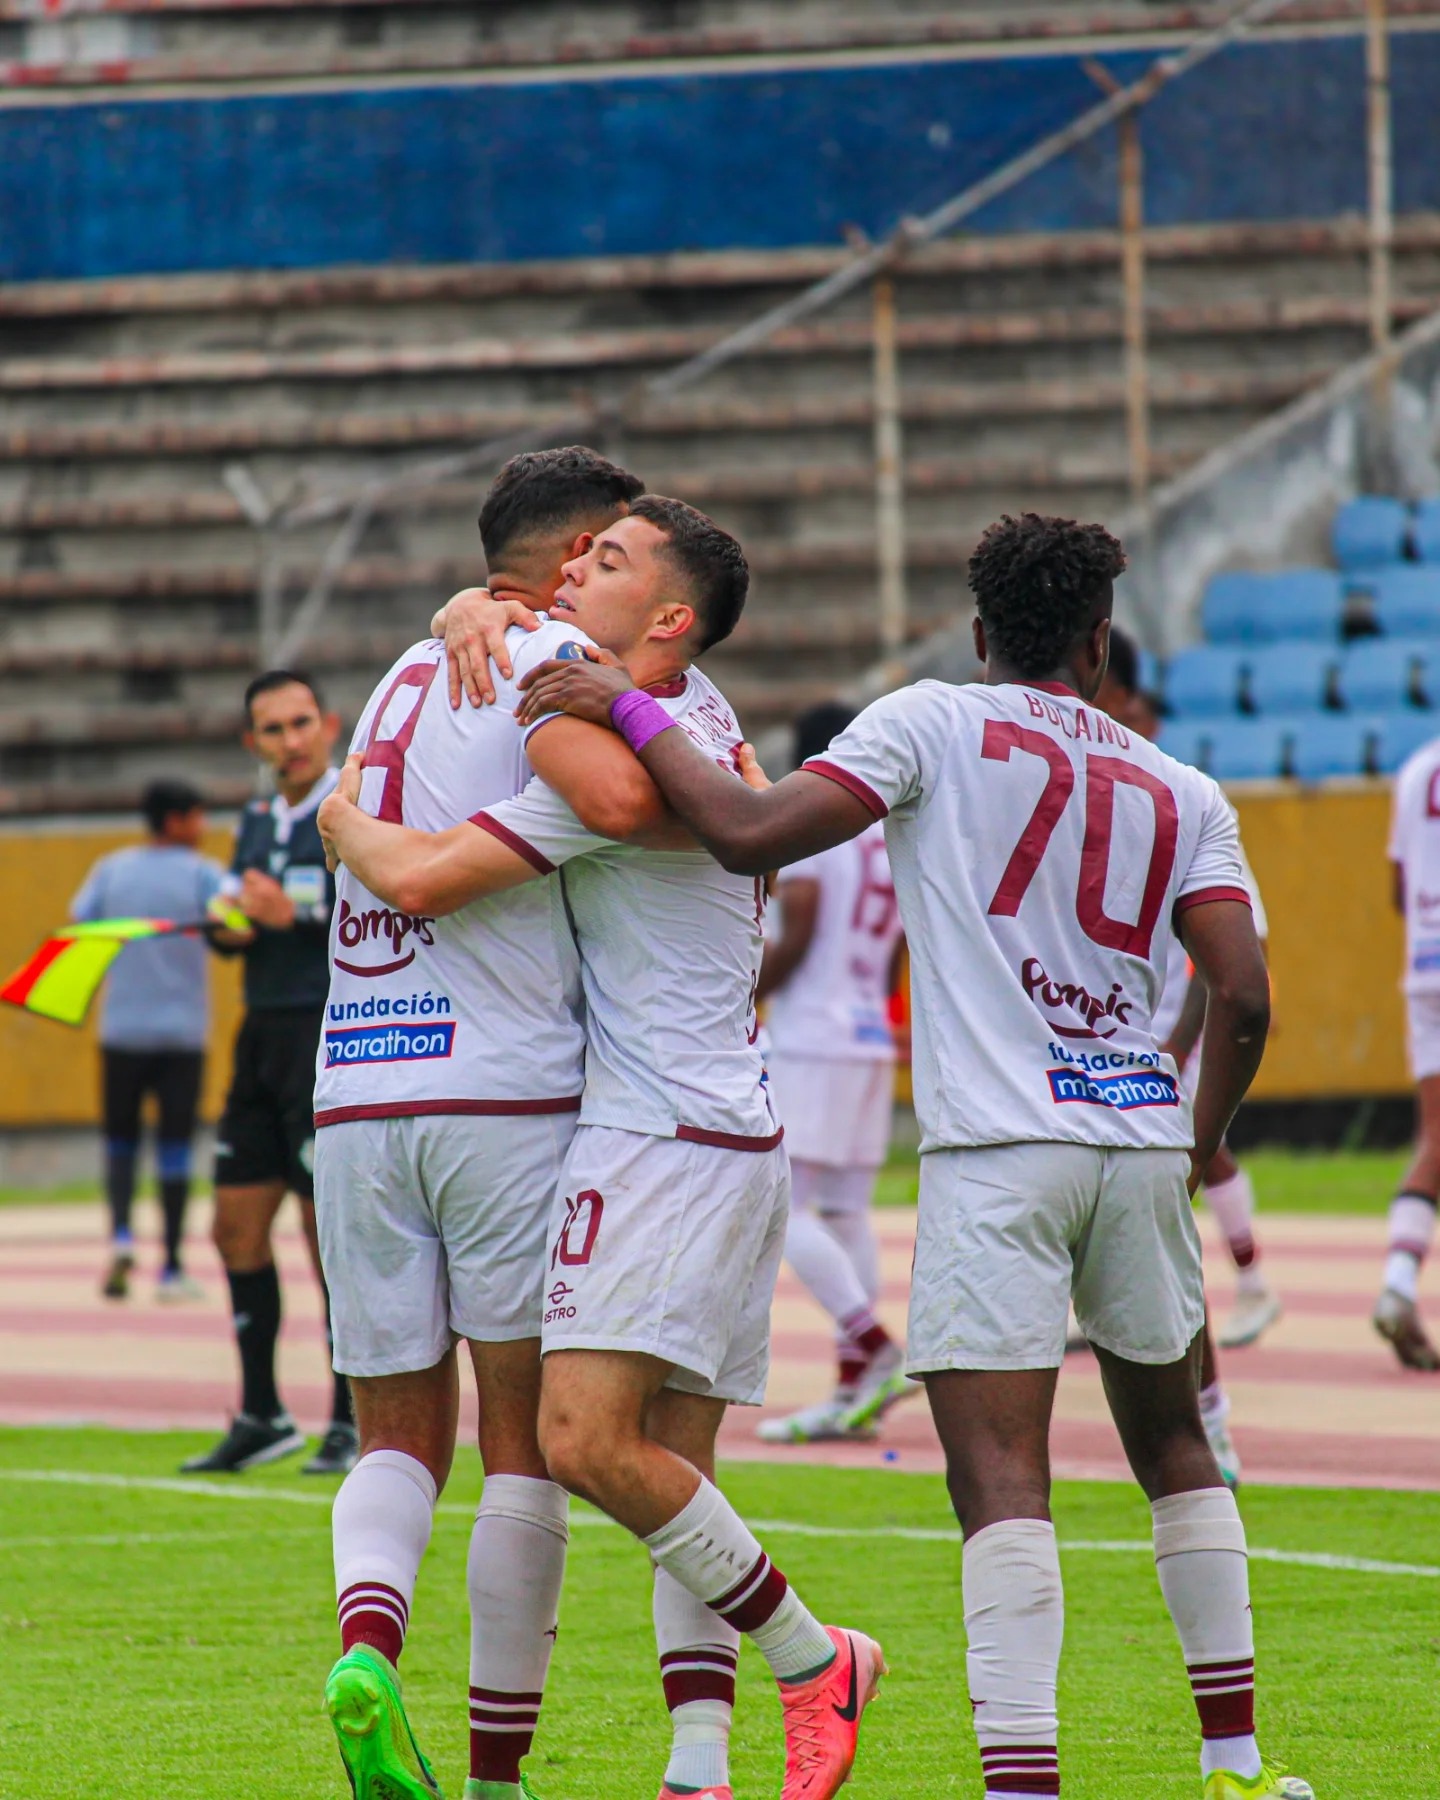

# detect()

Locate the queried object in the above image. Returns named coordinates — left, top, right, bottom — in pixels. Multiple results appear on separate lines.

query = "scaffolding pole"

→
left=872, top=276, right=908, bottom=658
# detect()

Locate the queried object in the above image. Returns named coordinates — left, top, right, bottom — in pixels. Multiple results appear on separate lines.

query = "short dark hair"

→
left=794, top=702, right=855, bottom=768
left=968, top=513, right=1127, bottom=679
left=629, top=493, right=750, bottom=653
left=141, top=778, right=203, bottom=835
left=244, top=668, right=324, bottom=723
left=479, top=445, right=645, bottom=566
left=1106, top=622, right=1140, bottom=695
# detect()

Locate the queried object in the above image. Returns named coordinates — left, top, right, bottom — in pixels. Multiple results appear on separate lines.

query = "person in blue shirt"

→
left=71, top=780, right=224, bottom=1302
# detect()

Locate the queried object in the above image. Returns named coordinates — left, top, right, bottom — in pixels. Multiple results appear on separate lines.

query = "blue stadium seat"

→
left=1337, top=638, right=1432, bottom=711
left=1288, top=714, right=1380, bottom=781
left=1332, top=496, right=1410, bottom=571
left=1201, top=572, right=1268, bottom=645
left=1376, top=712, right=1440, bottom=773
left=1163, top=646, right=1247, bottom=717
left=1369, top=566, right=1440, bottom=637
left=1413, top=498, right=1440, bottom=563
left=1205, top=719, right=1288, bottom=782
left=1136, top=646, right=1161, bottom=697
left=1244, top=642, right=1338, bottom=714
left=1248, top=570, right=1346, bottom=642
left=1157, top=720, right=1210, bottom=770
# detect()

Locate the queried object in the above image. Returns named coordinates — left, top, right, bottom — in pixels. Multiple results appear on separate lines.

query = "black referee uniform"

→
left=184, top=767, right=356, bottom=1475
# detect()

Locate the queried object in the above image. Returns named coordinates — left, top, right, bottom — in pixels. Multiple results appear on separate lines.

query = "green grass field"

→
left=2, top=1427, right=1436, bottom=1798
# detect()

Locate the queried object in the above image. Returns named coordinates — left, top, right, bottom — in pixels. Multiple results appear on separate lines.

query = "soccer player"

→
left=313, top=446, right=659, bottom=1800
left=182, top=672, right=357, bottom=1476
left=514, top=513, right=1312, bottom=1800
left=757, top=701, right=908, bottom=1444
left=321, top=497, right=885, bottom=1800
left=70, top=778, right=224, bottom=1300
left=1373, top=727, right=1440, bottom=1370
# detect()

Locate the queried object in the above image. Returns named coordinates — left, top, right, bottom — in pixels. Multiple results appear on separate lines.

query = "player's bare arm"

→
left=1162, top=966, right=1208, bottom=1069
left=431, top=588, right=542, bottom=709
left=1177, top=898, right=1271, bottom=1182
left=525, top=713, right=689, bottom=846
left=516, top=656, right=874, bottom=871
left=757, top=875, right=819, bottom=1001
left=319, top=756, right=537, bottom=916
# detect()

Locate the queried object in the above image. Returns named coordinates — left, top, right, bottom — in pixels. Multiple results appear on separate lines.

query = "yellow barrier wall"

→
left=0, top=821, right=243, bottom=1127
left=0, top=785, right=1410, bottom=1127
left=1234, top=782, right=1405, bottom=1099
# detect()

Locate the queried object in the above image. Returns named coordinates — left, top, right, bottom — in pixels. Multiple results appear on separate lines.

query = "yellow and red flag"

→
left=0, top=901, right=251, bottom=1028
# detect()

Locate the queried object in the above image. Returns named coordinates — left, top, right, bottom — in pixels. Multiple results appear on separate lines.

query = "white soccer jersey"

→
left=1150, top=845, right=1268, bottom=1044
left=313, top=621, right=593, bottom=1126
left=477, top=667, right=779, bottom=1149
left=1389, top=731, right=1440, bottom=997
left=766, top=825, right=901, bottom=1063
left=808, top=679, right=1250, bottom=1152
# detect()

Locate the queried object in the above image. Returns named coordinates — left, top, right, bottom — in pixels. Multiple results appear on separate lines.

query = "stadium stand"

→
left=8, top=216, right=1440, bottom=814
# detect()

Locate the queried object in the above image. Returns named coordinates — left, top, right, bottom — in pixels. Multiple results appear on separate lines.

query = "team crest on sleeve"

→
left=553, top=640, right=592, bottom=662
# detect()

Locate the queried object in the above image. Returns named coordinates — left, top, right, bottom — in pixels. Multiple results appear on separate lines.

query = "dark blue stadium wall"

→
left=6, top=30, right=1439, bottom=281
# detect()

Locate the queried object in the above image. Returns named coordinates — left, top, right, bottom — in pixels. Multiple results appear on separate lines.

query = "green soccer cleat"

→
left=463, top=1779, right=545, bottom=1799
left=324, top=1645, right=442, bottom=1800
left=1203, top=1764, right=1314, bottom=1799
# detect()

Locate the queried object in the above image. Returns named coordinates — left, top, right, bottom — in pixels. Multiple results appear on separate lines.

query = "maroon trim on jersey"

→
left=1022, top=679, right=1082, bottom=698
left=1173, top=885, right=1253, bottom=915
left=644, top=671, right=688, bottom=699
left=801, top=758, right=888, bottom=820
left=315, top=1096, right=582, bottom=1128
left=676, top=1122, right=786, bottom=1152
left=469, top=811, right=556, bottom=875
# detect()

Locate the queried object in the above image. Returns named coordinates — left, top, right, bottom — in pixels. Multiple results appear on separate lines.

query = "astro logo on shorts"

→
left=324, top=1022, right=456, bottom=1066
left=1047, top=1066, right=1179, bottom=1110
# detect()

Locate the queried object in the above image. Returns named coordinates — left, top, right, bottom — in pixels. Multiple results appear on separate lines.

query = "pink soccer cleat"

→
left=656, top=1788, right=731, bottom=1799
left=778, top=1625, right=886, bottom=1799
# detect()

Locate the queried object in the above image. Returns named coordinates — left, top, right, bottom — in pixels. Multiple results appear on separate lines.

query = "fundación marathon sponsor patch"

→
left=324, top=1021, right=457, bottom=1065
left=1047, top=1065, right=1179, bottom=1110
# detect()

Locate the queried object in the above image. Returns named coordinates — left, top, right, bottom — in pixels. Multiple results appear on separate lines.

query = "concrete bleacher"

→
left=7, top=214, right=1440, bottom=811
left=12, top=2, right=1440, bottom=91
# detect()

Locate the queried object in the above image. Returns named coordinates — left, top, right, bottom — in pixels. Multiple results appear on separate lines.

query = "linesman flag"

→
left=0, top=899, right=251, bottom=1028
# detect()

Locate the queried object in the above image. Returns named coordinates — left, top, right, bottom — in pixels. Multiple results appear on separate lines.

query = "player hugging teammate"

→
left=315, top=463, right=1313, bottom=1800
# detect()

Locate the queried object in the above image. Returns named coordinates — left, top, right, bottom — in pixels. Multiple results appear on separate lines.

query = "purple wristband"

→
left=611, top=688, right=677, bottom=754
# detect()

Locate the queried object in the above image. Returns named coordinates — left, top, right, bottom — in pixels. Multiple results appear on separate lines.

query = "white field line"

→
left=1, top=1468, right=1435, bottom=1578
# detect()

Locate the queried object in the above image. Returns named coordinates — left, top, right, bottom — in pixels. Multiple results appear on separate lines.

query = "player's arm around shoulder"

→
left=318, top=755, right=538, bottom=917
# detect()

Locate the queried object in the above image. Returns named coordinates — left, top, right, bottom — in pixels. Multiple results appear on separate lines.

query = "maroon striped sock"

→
left=839, top=1307, right=891, bottom=1357
left=660, top=1644, right=739, bottom=1710
left=709, top=1552, right=790, bottom=1634
left=469, top=1686, right=543, bottom=1785
left=979, top=1741, right=1060, bottom=1795
left=337, top=1580, right=409, bottom=1666
left=1188, top=1655, right=1256, bottom=1739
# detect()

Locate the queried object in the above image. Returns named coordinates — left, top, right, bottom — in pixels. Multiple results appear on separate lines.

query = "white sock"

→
left=785, top=1204, right=873, bottom=1327
left=1198, top=1382, right=1228, bottom=1424
left=645, top=1478, right=835, bottom=1682
left=467, top=1474, right=569, bottom=1788
left=963, top=1519, right=1063, bottom=1799
left=333, top=1448, right=437, bottom=1665
left=1204, top=1169, right=1259, bottom=1271
left=813, top=1164, right=883, bottom=1302
left=654, top=1565, right=737, bottom=1793
left=1384, top=1192, right=1438, bottom=1301
left=1151, top=1487, right=1260, bottom=1781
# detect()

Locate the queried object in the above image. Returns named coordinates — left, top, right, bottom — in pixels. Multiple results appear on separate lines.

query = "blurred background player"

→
left=758, top=701, right=909, bottom=1444
left=1374, top=727, right=1440, bottom=1370
left=182, top=671, right=357, bottom=1476
left=70, top=779, right=224, bottom=1302
left=1104, top=625, right=1281, bottom=1350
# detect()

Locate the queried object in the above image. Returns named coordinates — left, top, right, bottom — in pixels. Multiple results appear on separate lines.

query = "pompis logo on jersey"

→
left=334, top=897, right=436, bottom=977
left=1020, top=957, right=1134, bottom=1040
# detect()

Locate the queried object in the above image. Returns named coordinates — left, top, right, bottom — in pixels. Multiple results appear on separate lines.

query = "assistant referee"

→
left=182, top=670, right=357, bottom=1476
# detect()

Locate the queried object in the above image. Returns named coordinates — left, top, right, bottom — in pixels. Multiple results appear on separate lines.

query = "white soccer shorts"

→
left=1406, top=993, right=1440, bottom=1082
left=539, top=1123, right=790, bottom=1405
left=907, top=1140, right=1205, bottom=1373
left=766, top=1053, right=894, bottom=1168
left=314, top=1110, right=577, bottom=1378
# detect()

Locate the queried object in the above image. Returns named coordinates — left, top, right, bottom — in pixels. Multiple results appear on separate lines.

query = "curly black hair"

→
left=968, top=513, right=1127, bottom=679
